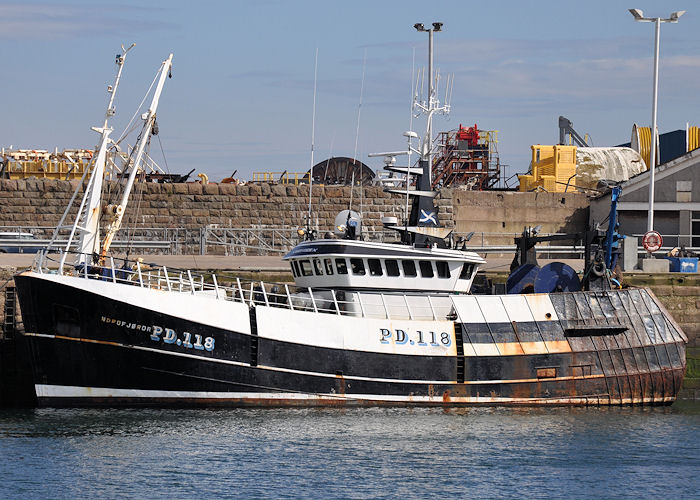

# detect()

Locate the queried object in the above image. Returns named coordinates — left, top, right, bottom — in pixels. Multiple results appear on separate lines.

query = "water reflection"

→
left=1, top=404, right=698, bottom=498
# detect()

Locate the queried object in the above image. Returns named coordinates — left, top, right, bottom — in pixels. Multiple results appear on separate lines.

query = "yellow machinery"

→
left=252, top=171, right=310, bottom=185
left=0, top=149, right=94, bottom=180
left=518, top=145, right=577, bottom=192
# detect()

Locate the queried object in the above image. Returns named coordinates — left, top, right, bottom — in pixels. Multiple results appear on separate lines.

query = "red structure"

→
left=431, top=124, right=501, bottom=190
left=456, top=123, right=479, bottom=146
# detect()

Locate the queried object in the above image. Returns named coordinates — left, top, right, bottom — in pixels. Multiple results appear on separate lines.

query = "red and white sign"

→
left=642, top=230, right=663, bottom=252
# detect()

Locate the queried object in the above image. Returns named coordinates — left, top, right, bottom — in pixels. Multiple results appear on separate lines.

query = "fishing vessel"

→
left=14, top=28, right=686, bottom=407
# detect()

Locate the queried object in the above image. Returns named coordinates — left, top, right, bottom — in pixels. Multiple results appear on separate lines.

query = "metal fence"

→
left=2, top=225, right=697, bottom=257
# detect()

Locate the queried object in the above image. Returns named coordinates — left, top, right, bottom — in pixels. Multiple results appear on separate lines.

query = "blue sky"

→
left=1, top=0, right=698, bottom=182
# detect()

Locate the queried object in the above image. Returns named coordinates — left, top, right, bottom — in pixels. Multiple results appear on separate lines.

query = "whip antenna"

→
left=306, top=48, right=319, bottom=239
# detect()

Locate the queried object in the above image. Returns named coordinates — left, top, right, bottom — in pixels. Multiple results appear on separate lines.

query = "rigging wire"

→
left=156, top=133, right=170, bottom=174
left=352, top=49, right=367, bottom=219
left=105, top=124, right=146, bottom=207
left=103, top=63, right=156, bottom=208
left=114, top=68, right=159, bottom=147
left=316, top=133, right=335, bottom=217
left=123, top=138, right=151, bottom=257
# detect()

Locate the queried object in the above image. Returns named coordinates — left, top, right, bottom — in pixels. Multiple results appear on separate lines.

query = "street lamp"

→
left=629, top=8, right=685, bottom=232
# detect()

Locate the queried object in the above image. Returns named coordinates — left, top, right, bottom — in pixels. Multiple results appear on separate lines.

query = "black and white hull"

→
left=15, top=269, right=687, bottom=407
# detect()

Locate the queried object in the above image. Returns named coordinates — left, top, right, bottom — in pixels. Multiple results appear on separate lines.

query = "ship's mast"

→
left=410, top=22, right=449, bottom=242
left=59, top=44, right=135, bottom=271
left=368, top=23, right=452, bottom=247
left=99, top=53, right=173, bottom=260
left=422, top=23, right=436, bottom=174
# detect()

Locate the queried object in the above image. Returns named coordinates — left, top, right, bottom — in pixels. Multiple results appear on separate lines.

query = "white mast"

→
left=60, top=44, right=135, bottom=271
left=100, top=53, right=174, bottom=260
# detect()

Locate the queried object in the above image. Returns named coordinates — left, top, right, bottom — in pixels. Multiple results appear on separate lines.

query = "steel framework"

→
left=431, top=125, right=501, bottom=189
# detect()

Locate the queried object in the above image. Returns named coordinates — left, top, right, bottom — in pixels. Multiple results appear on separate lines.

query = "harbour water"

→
left=1, top=404, right=699, bottom=498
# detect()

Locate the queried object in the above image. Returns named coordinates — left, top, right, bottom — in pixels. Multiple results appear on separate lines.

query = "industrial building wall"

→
left=620, top=166, right=699, bottom=204
left=590, top=147, right=700, bottom=247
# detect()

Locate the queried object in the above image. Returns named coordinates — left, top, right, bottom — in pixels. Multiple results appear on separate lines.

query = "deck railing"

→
left=32, top=250, right=453, bottom=321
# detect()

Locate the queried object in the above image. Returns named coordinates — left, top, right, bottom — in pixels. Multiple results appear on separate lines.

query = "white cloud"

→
left=0, top=2, right=176, bottom=39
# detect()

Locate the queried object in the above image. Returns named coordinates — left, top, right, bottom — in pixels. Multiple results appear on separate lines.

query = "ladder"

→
left=2, top=286, right=16, bottom=340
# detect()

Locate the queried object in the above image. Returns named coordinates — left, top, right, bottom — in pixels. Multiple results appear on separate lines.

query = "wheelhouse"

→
left=283, top=239, right=484, bottom=293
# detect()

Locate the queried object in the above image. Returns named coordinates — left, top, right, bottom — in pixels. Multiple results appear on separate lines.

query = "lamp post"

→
left=628, top=8, right=685, bottom=232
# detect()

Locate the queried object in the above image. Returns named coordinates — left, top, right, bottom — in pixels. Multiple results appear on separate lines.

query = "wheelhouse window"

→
left=300, top=259, right=314, bottom=277
left=335, top=258, right=348, bottom=274
left=436, top=261, right=450, bottom=279
left=368, top=259, right=383, bottom=276
left=459, top=263, right=474, bottom=280
left=419, top=261, right=434, bottom=278
left=350, top=258, right=366, bottom=275
left=402, top=260, right=417, bottom=277
left=290, top=262, right=297, bottom=277
left=324, top=258, right=334, bottom=275
left=313, top=259, right=324, bottom=276
left=385, top=259, right=400, bottom=277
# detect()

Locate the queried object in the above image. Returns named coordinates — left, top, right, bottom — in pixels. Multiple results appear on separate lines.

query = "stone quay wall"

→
left=0, top=179, right=589, bottom=244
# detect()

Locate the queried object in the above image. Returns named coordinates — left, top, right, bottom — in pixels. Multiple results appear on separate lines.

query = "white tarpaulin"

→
left=576, top=147, right=646, bottom=189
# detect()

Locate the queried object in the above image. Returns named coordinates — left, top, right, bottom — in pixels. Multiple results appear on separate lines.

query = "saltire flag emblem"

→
left=419, top=210, right=437, bottom=224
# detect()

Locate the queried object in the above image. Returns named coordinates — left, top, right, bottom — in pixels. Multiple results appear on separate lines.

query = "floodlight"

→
left=414, top=23, right=425, bottom=32
left=432, top=22, right=443, bottom=31
left=629, top=8, right=644, bottom=20
left=670, top=10, right=686, bottom=20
